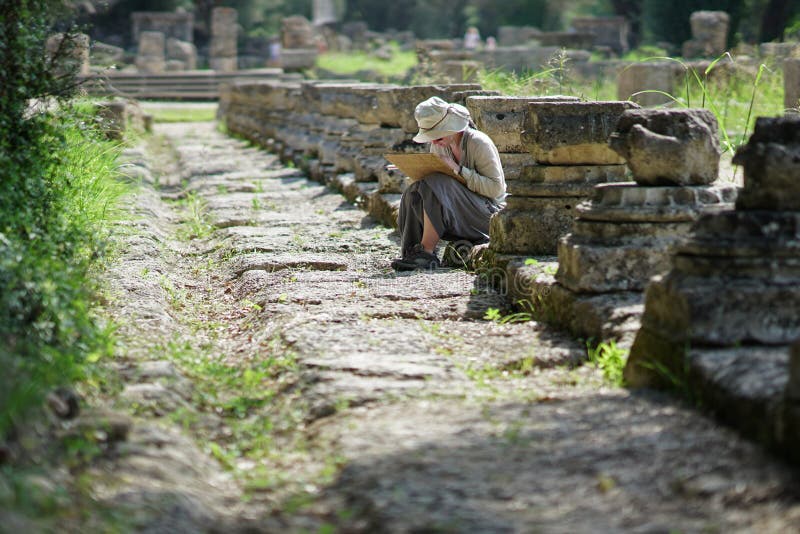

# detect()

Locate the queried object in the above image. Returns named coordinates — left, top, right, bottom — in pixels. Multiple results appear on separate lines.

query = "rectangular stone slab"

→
left=489, top=200, right=578, bottom=255
left=520, top=164, right=628, bottom=184
left=466, top=95, right=579, bottom=153
left=521, top=101, right=639, bottom=165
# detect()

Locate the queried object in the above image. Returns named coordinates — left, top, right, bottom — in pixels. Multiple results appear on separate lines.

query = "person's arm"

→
left=459, top=135, right=505, bottom=199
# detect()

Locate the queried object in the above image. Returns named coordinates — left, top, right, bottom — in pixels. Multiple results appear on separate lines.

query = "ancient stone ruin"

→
left=46, top=32, right=90, bottom=76
left=544, top=109, right=735, bottom=340
left=132, top=9, right=194, bottom=44
left=136, top=31, right=166, bottom=74
left=571, top=16, right=629, bottom=56
left=617, top=61, right=680, bottom=107
left=625, top=115, right=800, bottom=460
left=280, top=16, right=318, bottom=70
left=486, top=101, right=636, bottom=270
left=166, top=38, right=197, bottom=71
left=210, top=7, right=238, bottom=71
left=682, top=11, right=729, bottom=58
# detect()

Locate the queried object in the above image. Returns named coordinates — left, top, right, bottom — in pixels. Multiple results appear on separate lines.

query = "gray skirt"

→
left=397, top=173, right=501, bottom=257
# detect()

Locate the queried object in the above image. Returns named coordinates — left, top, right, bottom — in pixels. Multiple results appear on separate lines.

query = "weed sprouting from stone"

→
left=175, top=191, right=214, bottom=240
left=586, top=340, right=628, bottom=387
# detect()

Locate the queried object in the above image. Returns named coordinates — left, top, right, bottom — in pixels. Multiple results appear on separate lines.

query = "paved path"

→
left=101, top=120, right=799, bottom=532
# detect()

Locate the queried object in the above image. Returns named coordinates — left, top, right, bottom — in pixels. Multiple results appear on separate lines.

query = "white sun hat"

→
left=412, top=96, right=472, bottom=143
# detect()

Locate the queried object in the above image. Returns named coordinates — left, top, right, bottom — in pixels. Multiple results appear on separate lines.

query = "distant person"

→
left=268, top=38, right=281, bottom=67
left=463, top=26, right=481, bottom=50
left=391, top=97, right=506, bottom=271
left=485, top=36, right=497, bottom=50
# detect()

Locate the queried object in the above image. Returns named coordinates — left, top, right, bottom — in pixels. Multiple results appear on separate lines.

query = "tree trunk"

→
left=760, top=0, right=791, bottom=42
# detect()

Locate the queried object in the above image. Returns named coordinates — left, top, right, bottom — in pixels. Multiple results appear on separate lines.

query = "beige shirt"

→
left=430, top=128, right=506, bottom=204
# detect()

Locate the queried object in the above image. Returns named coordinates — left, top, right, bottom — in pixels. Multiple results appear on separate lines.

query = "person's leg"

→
left=420, top=210, right=440, bottom=253
left=398, top=183, right=424, bottom=258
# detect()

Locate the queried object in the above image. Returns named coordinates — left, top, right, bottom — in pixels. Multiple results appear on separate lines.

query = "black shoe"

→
left=391, top=244, right=441, bottom=271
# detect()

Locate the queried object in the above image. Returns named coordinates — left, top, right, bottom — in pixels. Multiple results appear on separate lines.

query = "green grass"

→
left=146, top=106, right=218, bottom=123
left=478, top=49, right=784, bottom=154
left=316, top=43, right=417, bottom=81
left=0, top=106, right=128, bottom=439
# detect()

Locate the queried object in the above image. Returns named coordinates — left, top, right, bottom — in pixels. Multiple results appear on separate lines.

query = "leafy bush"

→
left=0, top=1, right=125, bottom=439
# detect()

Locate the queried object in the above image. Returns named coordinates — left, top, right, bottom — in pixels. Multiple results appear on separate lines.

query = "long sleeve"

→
left=460, top=130, right=506, bottom=202
left=430, top=129, right=506, bottom=203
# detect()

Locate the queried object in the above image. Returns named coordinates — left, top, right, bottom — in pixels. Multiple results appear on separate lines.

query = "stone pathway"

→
left=98, top=119, right=800, bottom=532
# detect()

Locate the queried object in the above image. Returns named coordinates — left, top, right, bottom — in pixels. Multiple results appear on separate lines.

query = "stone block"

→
left=499, top=153, right=534, bottom=181
left=609, top=109, right=721, bottom=185
left=571, top=17, right=629, bottom=56
left=166, top=38, right=197, bottom=70
left=466, top=95, right=579, bottom=153
left=519, top=164, right=627, bottom=184
left=377, top=167, right=406, bottom=194
left=489, top=198, right=578, bottom=255
left=682, top=11, right=729, bottom=58
left=135, top=56, right=166, bottom=74
left=733, top=115, right=800, bottom=210
left=132, top=11, right=194, bottom=44
left=282, top=16, right=315, bottom=48
left=280, top=49, right=318, bottom=70
left=556, top=231, right=687, bottom=293
left=372, top=84, right=483, bottom=133
left=95, top=101, right=126, bottom=140
left=90, top=41, right=124, bottom=67
left=522, top=101, right=639, bottom=165
left=441, top=60, right=481, bottom=83
left=46, top=32, right=91, bottom=76
left=759, top=42, right=800, bottom=60
left=211, top=7, right=238, bottom=31
left=617, top=62, right=680, bottom=107
left=786, top=59, right=800, bottom=111
left=138, top=31, right=165, bottom=58
left=638, top=270, right=800, bottom=347
left=497, top=26, right=541, bottom=47
left=165, top=59, right=185, bottom=71
left=577, top=183, right=737, bottom=223
left=312, top=83, right=388, bottom=122
left=536, top=32, right=595, bottom=49
left=507, top=181, right=596, bottom=197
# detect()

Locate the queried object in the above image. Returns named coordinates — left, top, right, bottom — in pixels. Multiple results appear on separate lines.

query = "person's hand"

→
left=437, top=153, right=460, bottom=174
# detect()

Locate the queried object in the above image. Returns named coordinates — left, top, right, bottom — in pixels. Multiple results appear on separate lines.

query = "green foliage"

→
left=0, top=1, right=125, bottom=439
left=586, top=340, right=628, bottom=387
left=625, top=54, right=782, bottom=155
left=316, top=43, right=417, bottom=81
left=483, top=302, right=533, bottom=325
left=147, top=107, right=218, bottom=123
